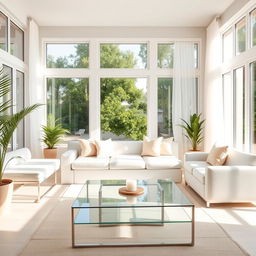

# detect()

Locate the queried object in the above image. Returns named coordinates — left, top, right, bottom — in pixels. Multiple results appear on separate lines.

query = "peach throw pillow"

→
left=207, top=144, right=228, bottom=166
left=160, top=137, right=174, bottom=156
left=78, top=139, right=97, bottom=157
left=141, top=137, right=163, bottom=157
left=95, top=139, right=113, bottom=158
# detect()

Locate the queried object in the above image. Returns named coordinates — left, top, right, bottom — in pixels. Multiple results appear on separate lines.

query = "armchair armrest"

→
left=184, top=152, right=209, bottom=162
left=205, top=165, right=256, bottom=203
left=61, top=149, right=78, bottom=184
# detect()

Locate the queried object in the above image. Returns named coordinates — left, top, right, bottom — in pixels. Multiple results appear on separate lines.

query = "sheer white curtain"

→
left=172, top=42, right=197, bottom=156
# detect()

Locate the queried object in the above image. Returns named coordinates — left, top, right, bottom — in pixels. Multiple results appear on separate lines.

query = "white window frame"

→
left=42, top=37, right=202, bottom=140
left=220, top=0, right=256, bottom=152
left=0, top=6, right=27, bottom=150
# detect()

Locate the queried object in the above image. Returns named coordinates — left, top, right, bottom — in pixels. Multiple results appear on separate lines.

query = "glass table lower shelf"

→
left=71, top=179, right=195, bottom=247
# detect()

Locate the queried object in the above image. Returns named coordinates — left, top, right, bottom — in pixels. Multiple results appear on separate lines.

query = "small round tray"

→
left=119, top=187, right=144, bottom=196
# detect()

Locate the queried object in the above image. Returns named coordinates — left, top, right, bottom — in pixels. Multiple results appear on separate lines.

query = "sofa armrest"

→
left=61, top=150, right=78, bottom=184
left=184, top=152, right=209, bottom=162
left=205, top=166, right=256, bottom=203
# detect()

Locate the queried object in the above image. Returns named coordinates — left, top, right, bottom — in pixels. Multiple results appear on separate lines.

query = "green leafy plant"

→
left=0, top=67, right=41, bottom=182
left=179, top=113, right=205, bottom=151
left=42, top=115, right=69, bottom=149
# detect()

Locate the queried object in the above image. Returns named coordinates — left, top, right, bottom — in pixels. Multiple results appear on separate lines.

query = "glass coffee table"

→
left=71, top=179, right=194, bottom=248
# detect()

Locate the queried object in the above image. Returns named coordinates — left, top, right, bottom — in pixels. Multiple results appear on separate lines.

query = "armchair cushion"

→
left=5, top=164, right=55, bottom=183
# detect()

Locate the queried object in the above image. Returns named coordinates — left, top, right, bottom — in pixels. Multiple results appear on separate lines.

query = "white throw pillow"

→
left=141, top=136, right=163, bottom=157
left=207, top=144, right=228, bottom=166
left=95, top=139, right=113, bottom=158
left=160, top=137, right=174, bottom=156
left=78, top=139, right=97, bottom=157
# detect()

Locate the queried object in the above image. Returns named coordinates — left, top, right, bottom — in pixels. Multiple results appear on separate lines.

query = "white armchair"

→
left=184, top=149, right=256, bottom=207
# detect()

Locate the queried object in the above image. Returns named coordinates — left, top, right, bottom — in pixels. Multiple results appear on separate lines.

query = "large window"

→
left=0, top=12, right=8, bottom=52
left=45, top=40, right=200, bottom=141
left=251, top=9, right=256, bottom=47
left=100, top=78, right=147, bottom=140
left=157, top=44, right=174, bottom=68
left=157, top=43, right=199, bottom=68
left=158, top=78, right=173, bottom=137
left=234, top=67, right=245, bottom=150
left=46, top=43, right=89, bottom=68
left=10, top=21, right=24, bottom=60
left=16, top=71, right=24, bottom=149
left=100, top=44, right=147, bottom=69
left=47, top=78, right=89, bottom=138
left=223, top=28, right=233, bottom=62
left=235, top=18, right=246, bottom=55
left=222, top=73, right=233, bottom=146
left=2, top=65, right=13, bottom=151
left=251, top=61, right=256, bottom=153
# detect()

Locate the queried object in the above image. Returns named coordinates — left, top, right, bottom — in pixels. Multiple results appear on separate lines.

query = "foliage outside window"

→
left=10, top=22, right=24, bottom=61
left=46, top=43, right=89, bottom=68
left=47, top=78, right=89, bottom=138
left=100, top=44, right=147, bottom=69
left=251, top=9, right=256, bottom=47
left=236, top=18, right=246, bottom=55
left=157, top=43, right=198, bottom=69
left=101, top=78, right=147, bottom=140
left=158, top=78, right=173, bottom=137
left=157, top=44, right=174, bottom=68
left=0, top=12, right=8, bottom=52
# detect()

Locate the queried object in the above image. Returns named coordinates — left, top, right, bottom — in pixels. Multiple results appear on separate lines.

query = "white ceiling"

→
left=1, top=0, right=235, bottom=27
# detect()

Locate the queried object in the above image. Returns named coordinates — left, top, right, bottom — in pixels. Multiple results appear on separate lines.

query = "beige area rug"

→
left=179, top=183, right=256, bottom=256
left=204, top=206, right=256, bottom=256
left=19, top=185, right=248, bottom=256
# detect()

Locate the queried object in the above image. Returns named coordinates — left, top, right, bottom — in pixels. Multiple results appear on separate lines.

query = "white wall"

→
left=204, top=19, right=223, bottom=151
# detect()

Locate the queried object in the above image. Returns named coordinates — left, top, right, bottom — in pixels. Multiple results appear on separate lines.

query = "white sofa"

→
left=184, top=149, right=256, bottom=206
left=61, top=140, right=182, bottom=184
left=3, top=148, right=60, bottom=202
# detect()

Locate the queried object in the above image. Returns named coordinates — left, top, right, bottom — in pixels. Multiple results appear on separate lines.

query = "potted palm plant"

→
left=42, top=115, right=69, bottom=158
left=0, top=67, right=40, bottom=215
left=180, top=113, right=205, bottom=151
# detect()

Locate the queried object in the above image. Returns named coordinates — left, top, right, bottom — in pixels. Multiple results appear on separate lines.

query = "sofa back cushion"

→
left=68, top=140, right=179, bottom=157
left=225, top=149, right=256, bottom=166
left=68, top=140, right=81, bottom=155
left=112, top=141, right=143, bottom=155
left=5, top=148, right=31, bottom=168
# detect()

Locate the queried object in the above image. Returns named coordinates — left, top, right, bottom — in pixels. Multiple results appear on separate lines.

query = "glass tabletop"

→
left=72, top=179, right=193, bottom=209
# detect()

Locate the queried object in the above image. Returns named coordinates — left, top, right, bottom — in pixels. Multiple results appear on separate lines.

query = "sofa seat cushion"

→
left=25, top=159, right=60, bottom=170
left=72, top=156, right=109, bottom=170
left=192, top=167, right=206, bottom=184
left=110, top=155, right=145, bottom=170
left=184, top=161, right=210, bottom=174
left=4, top=164, right=56, bottom=183
left=143, top=156, right=181, bottom=170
